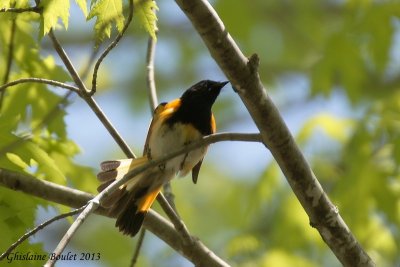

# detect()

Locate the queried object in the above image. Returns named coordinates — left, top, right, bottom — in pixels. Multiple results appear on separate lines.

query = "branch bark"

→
left=173, top=1, right=375, bottom=266
left=146, top=36, right=158, bottom=111
left=0, top=168, right=229, bottom=267
left=0, top=78, right=81, bottom=94
left=48, top=29, right=136, bottom=158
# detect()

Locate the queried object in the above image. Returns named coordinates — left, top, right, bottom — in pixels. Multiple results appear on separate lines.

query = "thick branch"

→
left=0, top=168, right=229, bottom=267
left=174, top=1, right=375, bottom=266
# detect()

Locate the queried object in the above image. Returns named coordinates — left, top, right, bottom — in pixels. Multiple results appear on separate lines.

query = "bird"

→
left=97, top=80, right=229, bottom=237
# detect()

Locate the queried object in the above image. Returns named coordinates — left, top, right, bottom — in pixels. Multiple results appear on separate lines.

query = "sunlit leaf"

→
left=134, top=0, right=158, bottom=39
left=0, top=0, right=11, bottom=8
left=75, top=0, right=88, bottom=17
left=87, top=0, right=125, bottom=44
left=260, top=249, right=318, bottom=267
left=24, top=141, right=66, bottom=183
left=297, top=113, right=354, bottom=144
left=40, top=0, right=70, bottom=36
left=6, top=153, right=29, bottom=169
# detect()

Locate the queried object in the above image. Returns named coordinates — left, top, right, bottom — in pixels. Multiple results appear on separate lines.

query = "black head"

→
left=166, top=80, right=228, bottom=135
left=180, top=80, right=229, bottom=108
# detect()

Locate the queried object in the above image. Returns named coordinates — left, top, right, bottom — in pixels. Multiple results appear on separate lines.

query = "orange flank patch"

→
left=211, top=114, right=216, bottom=133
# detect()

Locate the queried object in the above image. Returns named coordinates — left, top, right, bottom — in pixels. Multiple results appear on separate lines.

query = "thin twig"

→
left=129, top=229, right=146, bottom=267
left=0, top=206, right=85, bottom=261
left=45, top=202, right=98, bottom=267
left=0, top=17, right=16, bottom=110
left=157, top=193, right=192, bottom=244
left=80, top=47, right=100, bottom=81
left=0, top=6, right=41, bottom=13
left=48, top=30, right=88, bottom=94
left=146, top=36, right=158, bottom=111
left=0, top=78, right=81, bottom=94
left=45, top=132, right=261, bottom=266
left=91, top=0, right=134, bottom=95
left=48, top=29, right=136, bottom=158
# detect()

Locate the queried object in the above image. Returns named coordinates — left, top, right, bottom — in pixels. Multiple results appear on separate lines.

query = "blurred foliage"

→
left=0, top=0, right=400, bottom=267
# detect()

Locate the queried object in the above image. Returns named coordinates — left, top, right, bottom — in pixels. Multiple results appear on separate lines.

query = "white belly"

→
left=148, top=122, right=206, bottom=178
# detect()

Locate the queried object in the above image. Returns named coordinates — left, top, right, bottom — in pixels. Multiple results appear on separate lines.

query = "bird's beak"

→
left=219, top=81, right=229, bottom=88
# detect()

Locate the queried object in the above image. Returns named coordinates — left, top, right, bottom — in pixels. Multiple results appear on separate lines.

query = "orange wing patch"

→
left=160, top=98, right=181, bottom=118
left=143, top=99, right=181, bottom=156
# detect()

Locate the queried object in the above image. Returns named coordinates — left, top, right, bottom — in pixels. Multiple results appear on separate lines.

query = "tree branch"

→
left=0, top=6, right=41, bottom=13
left=146, top=36, right=158, bottom=111
left=0, top=17, right=16, bottom=110
left=91, top=0, right=134, bottom=95
left=0, top=78, right=81, bottom=94
left=48, top=29, right=136, bottom=158
left=156, top=193, right=192, bottom=244
left=129, top=229, right=146, bottom=267
left=174, top=1, right=375, bottom=266
left=0, top=168, right=230, bottom=267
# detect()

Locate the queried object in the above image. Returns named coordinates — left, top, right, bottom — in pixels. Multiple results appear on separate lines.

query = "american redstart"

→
left=97, top=80, right=228, bottom=236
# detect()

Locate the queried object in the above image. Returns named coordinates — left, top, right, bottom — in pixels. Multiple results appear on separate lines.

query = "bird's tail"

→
left=97, top=158, right=161, bottom=237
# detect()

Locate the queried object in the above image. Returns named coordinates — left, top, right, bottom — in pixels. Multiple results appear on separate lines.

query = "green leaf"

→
left=297, top=113, right=354, bottom=145
left=0, top=0, right=31, bottom=9
left=0, top=187, right=47, bottom=260
left=40, top=0, right=70, bottom=36
left=134, top=0, right=158, bottom=39
left=75, top=0, right=88, bottom=17
left=1, top=81, right=68, bottom=139
left=227, top=234, right=260, bottom=258
left=24, top=141, right=66, bottom=183
left=311, top=32, right=366, bottom=101
left=0, top=0, right=11, bottom=8
left=87, top=0, right=125, bottom=44
left=260, top=249, right=318, bottom=267
left=1, top=136, right=67, bottom=184
left=6, top=153, right=29, bottom=169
